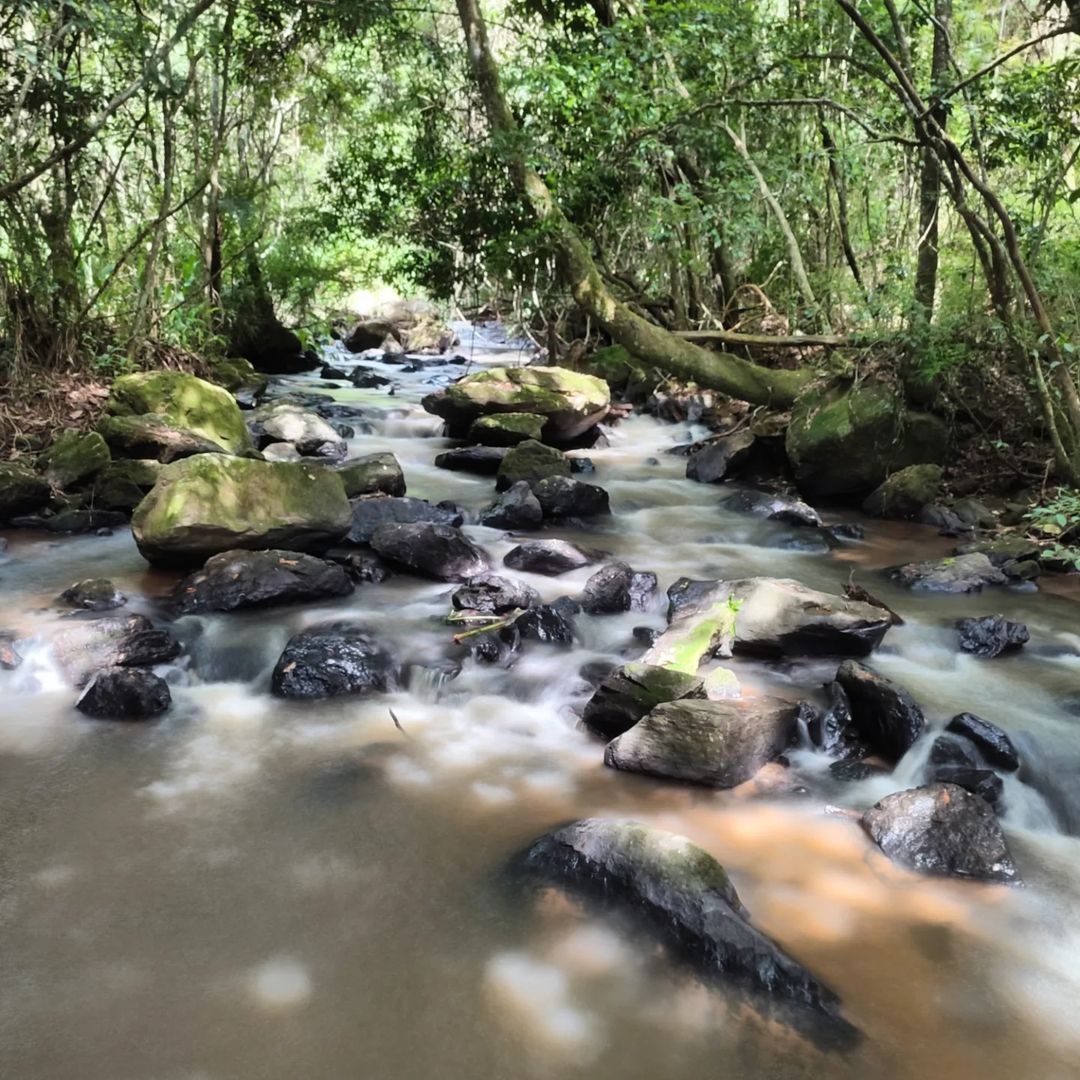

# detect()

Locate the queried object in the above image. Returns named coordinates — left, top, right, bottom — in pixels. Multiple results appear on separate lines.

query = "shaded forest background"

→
left=2, top=0, right=1079, bottom=484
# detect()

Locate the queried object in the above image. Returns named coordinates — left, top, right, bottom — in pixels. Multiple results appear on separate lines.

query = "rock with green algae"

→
left=495, top=439, right=571, bottom=491
left=603, top=696, right=799, bottom=787
left=785, top=377, right=948, bottom=498
left=207, top=355, right=267, bottom=397
left=90, top=458, right=163, bottom=508
left=862, top=464, right=943, bottom=520
left=106, top=371, right=252, bottom=454
left=132, top=453, right=351, bottom=566
left=0, top=461, right=51, bottom=519
left=97, top=413, right=229, bottom=463
left=335, top=452, right=405, bottom=498
left=582, top=662, right=706, bottom=739
left=517, top=818, right=856, bottom=1037
left=468, top=411, right=546, bottom=447
left=37, top=429, right=110, bottom=489
left=422, top=365, right=609, bottom=445
left=647, top=577, right=891, bottom=671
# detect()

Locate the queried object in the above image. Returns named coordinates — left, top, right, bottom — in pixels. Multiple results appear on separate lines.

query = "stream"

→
left=4, top=324, right=1080, bottom=1079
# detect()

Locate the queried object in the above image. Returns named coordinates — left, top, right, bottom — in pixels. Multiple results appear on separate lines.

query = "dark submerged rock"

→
left=451, top=574, right=539, bottom=615
left=862, top=783, right=1019, bottom=882
left=271, top=622, right=400, bottom=699
left=348, top=495, right=463, bottom=545
left=890, top=552, right=1006, bottom=593
left=479, top=481, right=543, bottom=530
left=58, top=579, right=126, bottom=612
left=581, top=561, right=658, bottom=614
left=834, top=660, right=925, bottom=764
left=503, top=539, right=602, bottom=576
left=515, top=600, right=577, bottom=645
left=322, top=547, right=394, bottom=584
left=806, top=681, right=870, bottom=762
left=947, top=712, right=1020, bottom=771
left=171, top=549, right=353, bottom=614
left=370, top=522, right=489, bottom=582
left=955, top=615, right=1029, bottom=658
left=434, top=446, right=507, bottom=475
left=685, top=431, right=758, bottom=484
left=929, top=734, right=978, bottom=769
left=516, top=818, right=854, bottom=1036
left=721, top=488, right=822, bottom=528
left=531, top=475, right=611, bottom=519
left=582, top=663, right=705, bottom=739
left=931, top=766, right=1004, bottom=807
left=604, top=697, right=798, bottom=787
left=76, top=667, right=171, bottom=720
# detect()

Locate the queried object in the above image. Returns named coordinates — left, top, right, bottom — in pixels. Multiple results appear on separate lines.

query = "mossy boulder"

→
left=38, top=429, right=110, bottom=489
left=495, top=439, right=571, bottom=492
left=107, top=371, right=252, bottom=454
left=468, top=412, right=546, bottom=447
left=90, top=459, right=163, bottom=511
left=862, top=464, right=944, bottom=519
left=582, top=662, right=706, bottom=739
left=785, top=377, right=948, bottom=498
left=336, top=452, right=406, bottom=498
left=98, top=414, right=228, bottom=463
left=132, top=453, right=351, bottom=566
left=207, top=355, right=268, bottom=398
left=0, top=461, right=51, bottom=519
left=586, top=344, right=640, bottom=392
left=422, top=365, right=609, bottom=445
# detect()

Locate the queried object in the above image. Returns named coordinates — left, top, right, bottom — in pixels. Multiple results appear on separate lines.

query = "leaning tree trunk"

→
left=454, top=0, right=811, bottom=408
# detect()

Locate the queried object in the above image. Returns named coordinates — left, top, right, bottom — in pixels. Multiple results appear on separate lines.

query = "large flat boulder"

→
left=785, top=377, right=947, bottom=498
left=132, top=454, right=351, bottom=566
left=423, top=366, right=609, bottom=445
left=517, top=819, right=853, bottom=1031
left=107, top=371, right=252, bottom=453
left=646, top=577, right=891, bottom=672
left=604, top=697, right=798, bottom=787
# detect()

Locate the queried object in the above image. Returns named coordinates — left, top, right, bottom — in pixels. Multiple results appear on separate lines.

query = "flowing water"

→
left=4, top=325, right=1080, bottom=1079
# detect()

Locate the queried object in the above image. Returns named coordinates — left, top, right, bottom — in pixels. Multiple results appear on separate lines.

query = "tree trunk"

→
left=453, top=0, right=810, bottom=407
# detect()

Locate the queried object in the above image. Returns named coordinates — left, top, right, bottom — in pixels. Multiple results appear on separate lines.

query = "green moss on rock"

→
left=336, top=452, right=406, bottom=497
left=0, top=461, right=51, bottom=518
left=468, top=412, right=546, bottom=447
left=496, top=439, right=571, bottom=491
left=862, top=464, right=943, bottom=520
left=107, top=371, right=252, bottom=453
left=38, top=429, right=110, bottom=489
left=132, top=453, right=351, bottom=566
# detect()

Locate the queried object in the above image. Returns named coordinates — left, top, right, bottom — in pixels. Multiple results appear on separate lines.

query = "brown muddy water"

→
left=3, top=333, right=1080, bottom=1080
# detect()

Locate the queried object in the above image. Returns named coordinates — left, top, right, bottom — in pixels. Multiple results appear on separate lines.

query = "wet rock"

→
left=323, top=547, right=394, bottom=584
left=828, top=759, right=888, bottom=782
left=604, top=697, right=799, bottom=787
left=862, top=783, right=1019, bottom=882
left=423, top=366, right=609, bottom=444
left=433, top=446, right=507, bottom=475
left=581, top=561, right=658, bottom=614
left=531, top=475, right=611, bottom=518
left=834, top=660, right=924, bottom=764
left=955, top=615, right=1029, bottom=658
left=503, top=538, right=602, bottom=575
left=918, top=503, right=969, bottom=535
left=929, top=734, right=978, bottom=768
left=0, top=631, right=22, bottom=670
left=722, top=488, right=822, bottom=528
left=97, top=414, right=229, bottom=463
left=133, top=455, right=352, bottom=566
left=582, top=663, right=705, bottom=739
left=890, top=552, right=1007, bottom=593
left=58, top=579, right=126, bottom=612
left=107, top=370, right=252, bottom=454
left=451, top=573, right=539, bottom=615
left=947, top=712, right=1020, bottom=771
left=495, top=439, right=571, bottom=491
left=344, top=318, right=402, bottom=353
left=350, top=367, right=393, bottom=389
left=862, top=465, right=944, bottom=520
left=515, top=599, right=577, bottom=645
left=517, top=818, right=852, bottom=1027
left=569, top=456, right=596, bottom=474
left=648, top=578, right=891, bottom=672
left=348, top=496, right=463, bottom=545
left=479, top=481, right=543, bottom=530
left=75, top=667, right=171, bottom=720
left=90, top=459, right=162, bottom=511
left=931, top=765, right=1004, bottom=806
left=38, top=429, right=111, bottom=489
left=806, top=681, right=870, bottom=761
left=827, top=522, right=865, bottom=542
left=370, top=522, right=489, bottom=582
left=52, top=614, right=182, bottom=687
left=249, top=404, right=347, bottom=460
left=685, top=431, right=758, bottom=484
left=955, top=536, right=1040, bottom=566
left=468, top=411, right=546, bottom=447
left=171, top=549, right=353, bottom=614
left=0, top=461, right=52, bottom=519
left=271, top=621, right=400, bottom=699
left=336, top=452, right=405, bottom=498
left=321, top=364, right=349, bottom=380
left=785, top=376, right=948, bottom=498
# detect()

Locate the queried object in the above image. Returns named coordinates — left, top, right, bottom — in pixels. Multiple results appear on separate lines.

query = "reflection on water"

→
left=3, top=329, right=1080, bottom=1078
